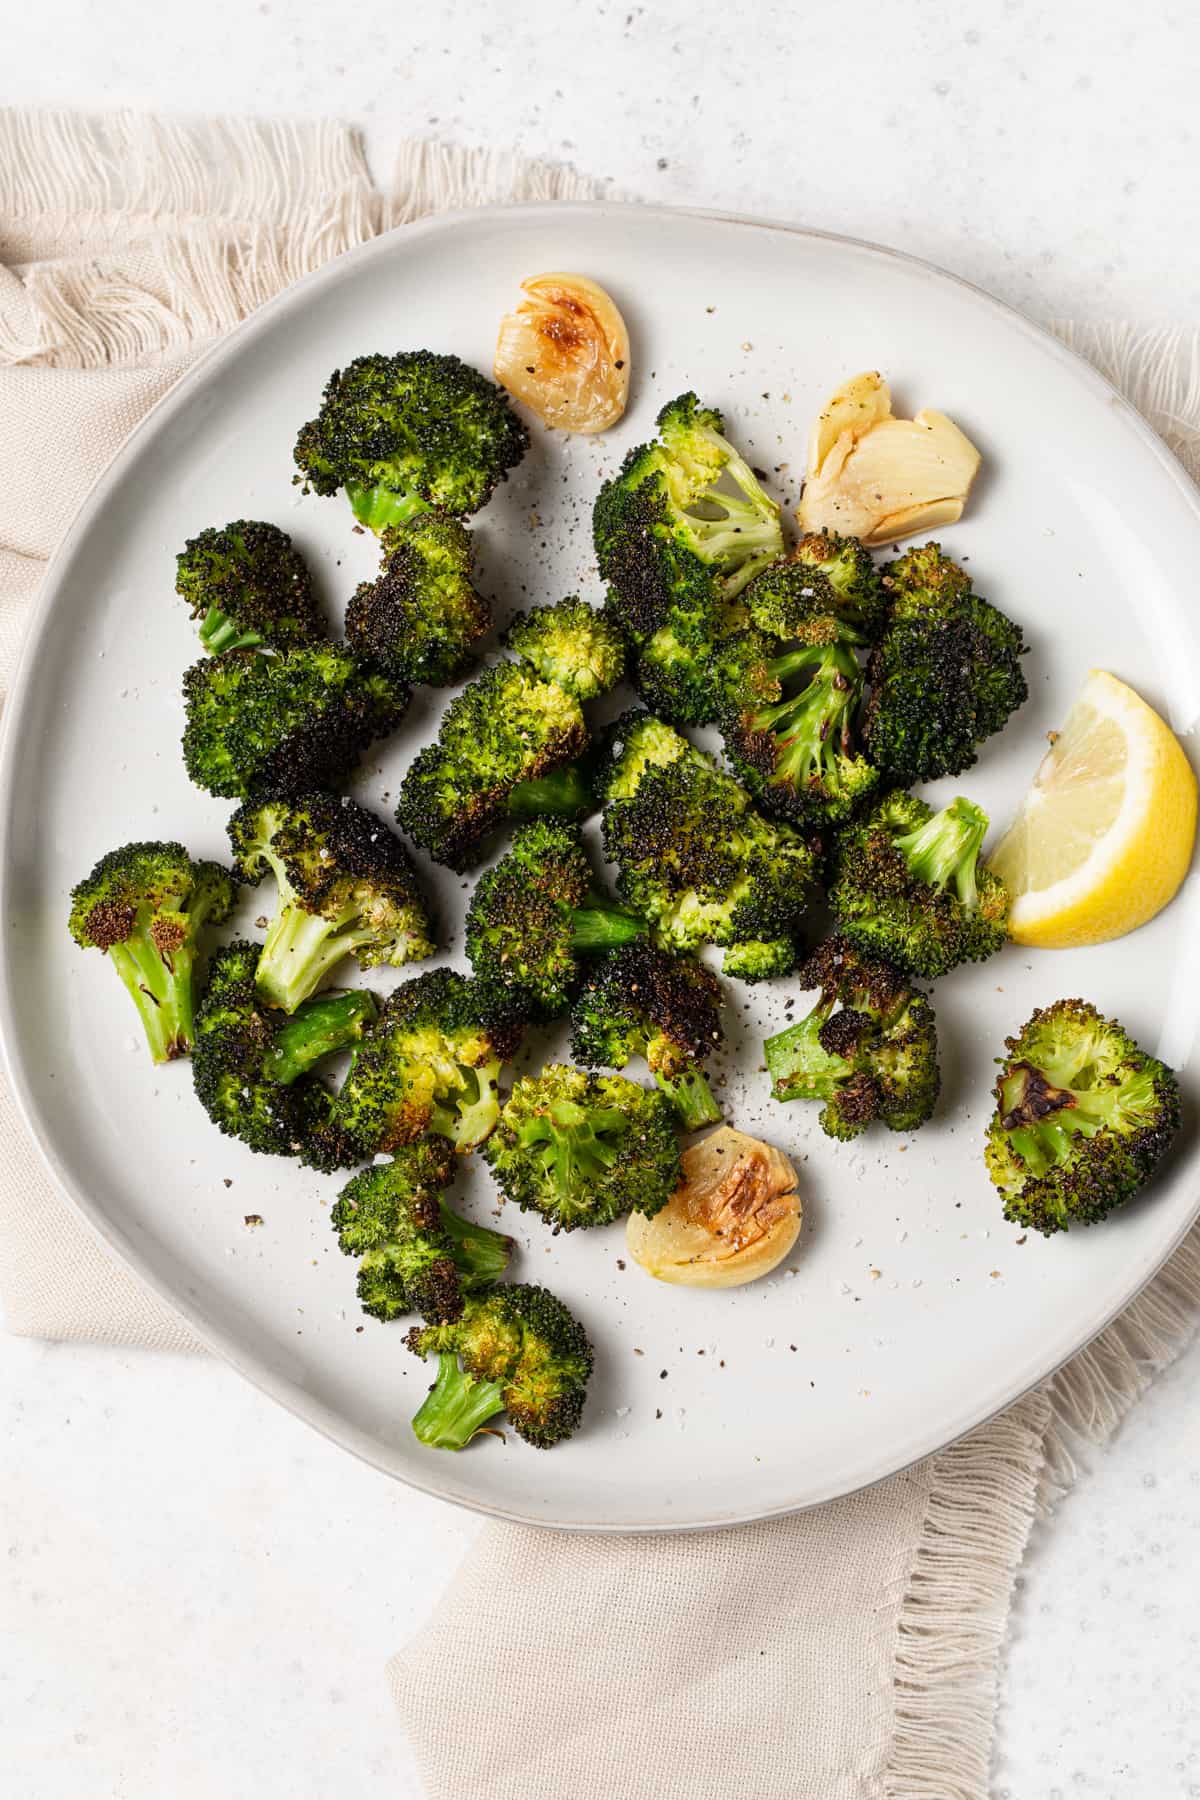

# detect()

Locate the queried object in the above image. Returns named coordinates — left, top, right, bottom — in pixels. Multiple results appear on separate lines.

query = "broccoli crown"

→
left=69, top=841, right=236, bottom=1063
left=720, top=638, right=878, bottom=827
left=570, top=943, right=724, bottom=1131
left=829, top=789, right=1009, bottom=979
left=593, top=391, right=783, bottom=640
left=293, top=350, right=529, bottom=532
left=407, top=1284, right=593, bottom=1449
left=175, top=519, right=324, bottom=656
left=396, top=660, right=588, bottom=869
left=764, top=935, right=940, bottom=1139
left=321, top=968, right=523, bottom=1163
left=332, top=1141, right=512, bottom=1324
left=228, top=791, right=436, bottom=1013
left=745, top=534, right=885, bottom=646
left=984, top=1000, right=1180, bottom=1236
left=863, top=544, right=1028, bottom=783
left=182, top=645, right=409, bottom=800
left=599, top=712, right=815, bottom=979
left=483, top=1062, right=682, bottom=1232
left=506, top=595, right=626, bottom=702
left=345, top=512, right=489, bottom=687
left=464, top=818, right=641, bottom=1018
left=191, top=941, right=377, bottom=1169
left=626, top=601, right=755, bottom=729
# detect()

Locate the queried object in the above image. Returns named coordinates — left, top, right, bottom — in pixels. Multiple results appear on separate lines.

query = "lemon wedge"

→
left=990, top=669, right=1197, bottom=948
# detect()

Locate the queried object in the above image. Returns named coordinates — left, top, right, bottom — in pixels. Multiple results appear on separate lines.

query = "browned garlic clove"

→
left=626, top=1126, right=801, bottom=1288
left=494, top=272, right=630, bottom=433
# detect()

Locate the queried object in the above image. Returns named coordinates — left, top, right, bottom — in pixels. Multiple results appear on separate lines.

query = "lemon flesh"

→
left=991, top=669, right=1197, bottom=948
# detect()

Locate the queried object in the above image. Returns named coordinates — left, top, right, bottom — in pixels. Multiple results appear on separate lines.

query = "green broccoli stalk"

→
left=407, top=1284, right=593, bottom=1449
left=721, top=640, right=878, bottom=826
left=175, top=520, right=324, bottom=656
left=506, top=764, right=595, bottom=821
left=892, top=796, right=988, bottom=911
left=228, top=792, right=436, bottom=1014
left=69, top=842, right=236, bottom=1062
left=985, top=1000, right=1180, bottom=1234
left=265, top=990, right=381, bottom=1084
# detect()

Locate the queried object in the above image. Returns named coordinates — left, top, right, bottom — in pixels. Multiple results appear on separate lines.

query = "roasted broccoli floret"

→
left=720, top=637, right=878, bottom=826
left=862, top=543, right=1028, bottom=783
left=69, top=841, right=236, bottom=1063
left=763, top=936, right=939, bottom=1139
left=745, top=534, right=886, bottom=645
left=465, top=819, right=643, bottom=1018
left=483, top=1063, right=682, bottom=1232
left=570, top=943, right=724, bottom=1130
left=293, top=350, right=529, bottom=533
left=331, top=1141, right=512, bottom=1324
left=182, top=645, right=409, bottom=800
left=599, top=711, right=816, bottom=979
left=320, top=969, right=522, bottom=1164
left=407, top=1284, right=593, bottom=1450
left=593, top=392, right=783, bottom=642
left=228, top=792, right=436, bottom=1013
left=829, top=790, right=1009, bottom=978
left=506, top=595, right=626, bottom=701
left=625, top=600, right=757, bottom=728
left=396, top=661, right=591, bottom=869
left=985, top=1000, right=1180, bottom=1236
left=191, top=941, right=376, bottom=1168
left=175, top=519, right=324, bottom=656
left=345, top=513, right=489, bottom=686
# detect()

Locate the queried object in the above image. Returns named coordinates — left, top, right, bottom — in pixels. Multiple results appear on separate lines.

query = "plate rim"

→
left=2, top=198, right=1198, bottom=1532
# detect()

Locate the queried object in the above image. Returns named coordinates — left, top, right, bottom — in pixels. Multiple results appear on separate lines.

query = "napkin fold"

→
left=2, top=106, right=1199, bottom=1800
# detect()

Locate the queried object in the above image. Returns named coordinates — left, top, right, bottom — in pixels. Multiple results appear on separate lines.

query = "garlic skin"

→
left=798, top=370, right=982, bottom=547
left=626, top=1126, right=801, bottom=1288
left=494, top=272, right=630, bottom=433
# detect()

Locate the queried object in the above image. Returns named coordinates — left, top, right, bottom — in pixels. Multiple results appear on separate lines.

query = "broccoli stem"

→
left=751, top=645, right=858, bottom=789
left=427, top=1057, right=503, bottom=1151
left=266, top=990, right=378, bottom=1085
left=198, top=606, right=265, bottom=656
left=345, top=483, right=431, bottom=535
left=567, top=896, right=644, bottom=953
left=655, top=1066, right=722, bottom=1131
left=108, top=933, right=195, bottom=1062
left=764, top=1005, right=850, bottom=1101
left=412, top=1351, right=506, bottom=1449
left=507, top=764, right=593, bottom=821
left=256, top=903, right=381, bottom=1014
left=999, top=1061, right=1160, bottom=1177
left=517, top=1100, right=626, bottom=1200
left=892, top=798, right=988, bottom=912
left=438, top=1202, right=513, bottom=1287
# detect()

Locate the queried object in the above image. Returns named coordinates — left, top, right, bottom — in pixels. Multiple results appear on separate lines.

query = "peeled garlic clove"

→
left=626, top=1126, right=801, bottom=1288
left=799, top=380, right=982, bottom=546
left=494, top=272, right=629, bottom=433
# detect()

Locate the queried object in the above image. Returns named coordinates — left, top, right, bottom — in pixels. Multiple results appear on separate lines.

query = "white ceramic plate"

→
left=3, top=204, right=1199, bottom=1531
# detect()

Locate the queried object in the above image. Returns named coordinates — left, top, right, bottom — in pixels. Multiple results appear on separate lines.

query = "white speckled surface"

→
left=4, top=3, right=1200, bottom=1792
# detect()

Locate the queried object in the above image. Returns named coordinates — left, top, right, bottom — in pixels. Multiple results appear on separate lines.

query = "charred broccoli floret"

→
left=191, top=941, right=376, bottom=1168
left=228, top=792, right=435, bottom=1013
left=599, top=711, right=816, bottom=979
left=720, top=636, right=878, bottom=826
left=407, top=1284, right=593, bottom=1450
left=345, top=513, right=489, bottom=686
left=763, top=936, right=939, bottom=1139
left=484, top=1063, right=682, bottom=1232
left=745, top=533, right=886, bottom=645
left=625, top=601, right=755, bottom=729
left=593, top=392, right=783, bottom=642
left=985, top=1000, right=1180, bottom=1235
left=570, top=942, right=724, bottom=1130
left=331, top=1141, right=512, bottom=1324
left=175, top=519, right=324, bottom=655
left=320, top=969, right=523, bottom=1164
left=506, top=595, right=626, bottom=701
left=829, top=790, right=1009, bottom=978
left=69, top=841, right=236, bottom=1063
left=863, top=543, right=1028, bottom=783
left=465, top=819, right=643, bottom=1018
left=182, top=645, right=409, bottom=800
left=293, top=350, right=528, bottom=533
left=396, top=660, right=591, bottom=869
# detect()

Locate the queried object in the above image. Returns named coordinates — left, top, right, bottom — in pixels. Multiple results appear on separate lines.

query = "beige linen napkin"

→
left=3, top=107, right=1200, bottom=1800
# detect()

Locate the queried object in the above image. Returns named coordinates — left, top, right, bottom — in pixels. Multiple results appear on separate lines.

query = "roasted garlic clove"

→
left=798, top=371, right=982, bottom=547
left=626, top=1126, right=801, bottom=1288
left=494, top=272, right=630, bottom=433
